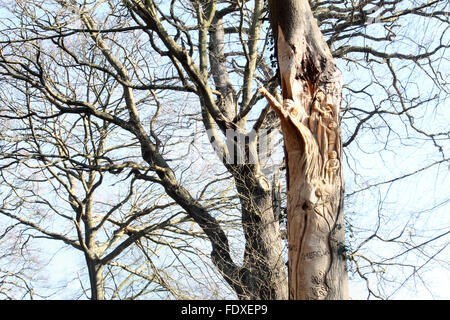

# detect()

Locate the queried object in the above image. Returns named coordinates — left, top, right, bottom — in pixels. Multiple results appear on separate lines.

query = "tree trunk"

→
left=261, top=0, right=349, bottom=300
left=86, top=257, right=104, bottom=300
left=234, top=168, right=288, bottom=300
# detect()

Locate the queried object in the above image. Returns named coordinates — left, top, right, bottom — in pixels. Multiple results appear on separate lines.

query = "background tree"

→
left=0, top=0, right=448, bottom=300
left=0, top=222, right=44, bottom=299
left=0, top=1, right=233, bottom=299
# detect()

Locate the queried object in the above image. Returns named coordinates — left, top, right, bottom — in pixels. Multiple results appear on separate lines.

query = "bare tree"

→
left=0, top=88, right=208, bottom=299
left=0, top=1, right=232, bottom=299
left=0, top=222, right=43, bottom=299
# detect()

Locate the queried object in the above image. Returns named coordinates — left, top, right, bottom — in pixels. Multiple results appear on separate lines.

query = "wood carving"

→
left=262, top=0, right=348, bottom=299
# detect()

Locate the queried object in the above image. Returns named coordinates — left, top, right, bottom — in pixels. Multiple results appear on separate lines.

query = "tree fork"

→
left=262, top=0, right=348, bottom=300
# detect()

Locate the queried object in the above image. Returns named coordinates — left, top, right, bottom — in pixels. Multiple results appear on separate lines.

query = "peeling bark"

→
left=262, top=0, right=348, bottom=300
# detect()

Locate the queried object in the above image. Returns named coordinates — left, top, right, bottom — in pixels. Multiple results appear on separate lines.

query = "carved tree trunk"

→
left=261, top=0, right=348, bottom=300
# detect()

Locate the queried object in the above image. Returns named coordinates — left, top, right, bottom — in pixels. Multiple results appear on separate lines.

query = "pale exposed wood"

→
left=263, top=0, right=348, bottom=300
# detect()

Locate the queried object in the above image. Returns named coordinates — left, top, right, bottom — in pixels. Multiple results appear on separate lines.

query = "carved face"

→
left=315, top=188, right=322, bottom=198
left=328, top=151, right=337, bottom=159
left=315, top=90, right=325, bottom=103
left=303, top=183, right=319, bottom=207
left=328, top=121, right=337, bottom=130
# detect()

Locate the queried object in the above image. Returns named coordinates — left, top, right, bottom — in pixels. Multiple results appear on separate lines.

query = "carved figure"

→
left=284, top=98, right=308, bottom=124
left=309, top=91, right=325, bottom=131
left=325, top=120, right=337, bottom=153
left=324, top=151, right=339, bottom=184
left=322, top=104, right=334, bottom=122
left=309, top=99, right=320, bottom=132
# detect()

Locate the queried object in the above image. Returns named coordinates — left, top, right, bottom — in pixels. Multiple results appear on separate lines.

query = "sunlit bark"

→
left=263, top=0, right=348, bottom=300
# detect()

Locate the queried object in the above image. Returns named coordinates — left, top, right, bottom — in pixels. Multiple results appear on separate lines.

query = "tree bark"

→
left=86, top=258, right=105, bottom=300
left=262, top=0, right=348, bottom=300
left=233, top=167, right=288, bottom=300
